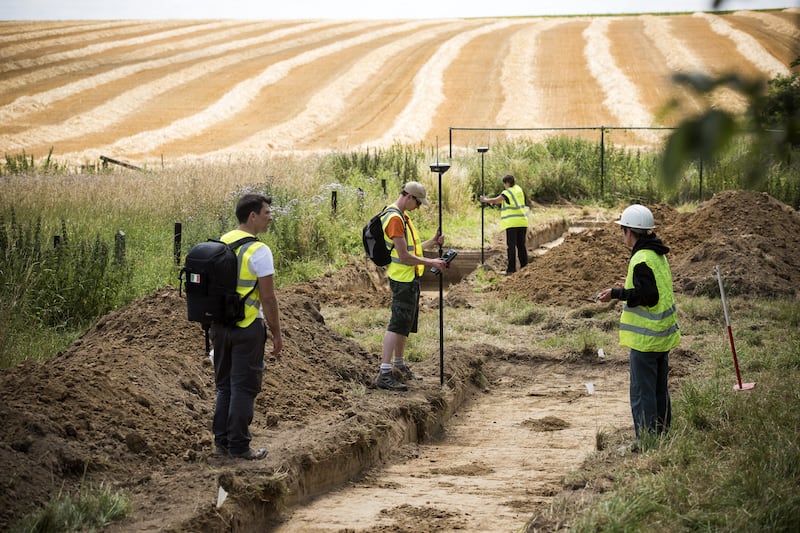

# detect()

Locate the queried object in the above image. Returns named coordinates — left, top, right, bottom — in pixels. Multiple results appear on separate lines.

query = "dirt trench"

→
left=272, top=350, right=630, bottom=532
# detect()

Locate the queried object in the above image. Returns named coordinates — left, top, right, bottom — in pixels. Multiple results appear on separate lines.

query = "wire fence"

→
left=451, top=125, right=673, bottom=196
left=448, top=125, right=798, bottom=206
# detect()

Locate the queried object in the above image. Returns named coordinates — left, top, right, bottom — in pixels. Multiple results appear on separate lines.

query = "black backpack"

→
left=362, top=206, right=404, bottom=267
left=178, top=236, right=258, bottom=352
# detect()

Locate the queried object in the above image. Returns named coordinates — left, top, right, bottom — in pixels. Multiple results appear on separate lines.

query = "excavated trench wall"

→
left=420, top=217, right=570, bottom=289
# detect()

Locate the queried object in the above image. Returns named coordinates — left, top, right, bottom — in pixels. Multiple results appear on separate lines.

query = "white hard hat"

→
left=614, top=204, right=655, bottom=230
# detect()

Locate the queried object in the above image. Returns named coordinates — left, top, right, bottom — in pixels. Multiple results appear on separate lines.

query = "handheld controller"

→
left=430, top=249, right=458, bottom=275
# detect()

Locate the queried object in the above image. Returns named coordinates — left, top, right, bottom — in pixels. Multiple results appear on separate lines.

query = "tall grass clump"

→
left=326, top=143, right=427, bottom=186
left=12, top=482, right=131, bottom=533
left=662, top=139, right=800, bottom=207
left=3, top=148, right=69, bottom=176
left=460, top=136, right=798, bottom=207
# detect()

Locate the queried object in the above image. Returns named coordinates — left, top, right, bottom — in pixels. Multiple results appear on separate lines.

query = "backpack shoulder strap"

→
left=381, top=206, right=406, bottom=229
left=225, top=236, right=258, bottom=251
left=380, top=206, right=407, bottom=248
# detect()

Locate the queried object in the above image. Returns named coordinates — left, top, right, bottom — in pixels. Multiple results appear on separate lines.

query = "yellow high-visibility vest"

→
left=221, top=229, right=264, bottom=328
left=500, top=185, right=528, bottom=230
left=382, top=204, right=423, bottom=282
left=619, top=248, right=681, bottom=352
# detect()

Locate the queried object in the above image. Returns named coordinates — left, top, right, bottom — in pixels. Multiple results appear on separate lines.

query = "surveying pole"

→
left=430, top=162, right=450, bottom=386
left=477, top=147, right=488, bottom=263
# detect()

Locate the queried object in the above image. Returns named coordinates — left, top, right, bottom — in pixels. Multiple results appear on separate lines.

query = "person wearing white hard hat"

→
left=597, top=204, right=680, bottom=451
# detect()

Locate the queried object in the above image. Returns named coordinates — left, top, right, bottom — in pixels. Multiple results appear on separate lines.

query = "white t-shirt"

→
left=247, top=244, right=274, bottom=318
left=248, top=243, right=274, bottom=277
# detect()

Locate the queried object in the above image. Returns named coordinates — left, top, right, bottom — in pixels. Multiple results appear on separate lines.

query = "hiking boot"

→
left=394, top=363, right=420, bottom=382
left=213, top=445, right=229, bottom=458
left=376, top=371, right=408, bottom=391
left=230, top=447, right=268, bottom=460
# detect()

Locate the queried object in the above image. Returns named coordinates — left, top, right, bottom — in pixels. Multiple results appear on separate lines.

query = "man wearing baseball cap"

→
left=376, top=182, right=448, bottom=391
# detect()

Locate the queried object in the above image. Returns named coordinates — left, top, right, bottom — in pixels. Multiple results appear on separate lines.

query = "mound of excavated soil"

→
left=0, top=287, right=477, bottom=530
left=497, top=190, right=800, bottom=306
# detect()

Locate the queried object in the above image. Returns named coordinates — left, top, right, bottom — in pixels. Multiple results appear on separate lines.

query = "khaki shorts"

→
left=387, top=279, right=420, bottom=336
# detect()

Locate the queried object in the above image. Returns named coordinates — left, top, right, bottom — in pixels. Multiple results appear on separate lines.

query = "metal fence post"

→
left=600, top=126, right=605, bottom=198
left=698, top=159, right=703, bottom=201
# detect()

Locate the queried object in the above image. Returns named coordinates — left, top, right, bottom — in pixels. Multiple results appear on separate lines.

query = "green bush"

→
left=0, top=211, right=132, bottom=364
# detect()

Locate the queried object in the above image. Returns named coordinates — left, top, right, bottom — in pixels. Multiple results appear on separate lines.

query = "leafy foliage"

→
left=0, top=210, right=132, bottom=363
left=758, top=69, right=800, bottom=140
left=662, top=64, right=800, bottom=192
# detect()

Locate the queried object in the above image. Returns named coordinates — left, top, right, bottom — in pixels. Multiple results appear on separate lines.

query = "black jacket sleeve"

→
left=610, top=262, right=659, bottom=307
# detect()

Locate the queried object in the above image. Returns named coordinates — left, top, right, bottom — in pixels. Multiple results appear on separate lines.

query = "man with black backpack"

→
left=377, top=182, right=448, bottom=392
left=211, top=193, right=282, bottom=460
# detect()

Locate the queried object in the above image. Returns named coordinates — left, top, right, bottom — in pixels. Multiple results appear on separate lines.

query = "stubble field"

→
left=1, top=9, right=797, bottom=165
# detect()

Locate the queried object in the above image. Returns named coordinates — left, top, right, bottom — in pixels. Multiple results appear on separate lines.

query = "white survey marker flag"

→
left=217, top=486, right=228, bottom=508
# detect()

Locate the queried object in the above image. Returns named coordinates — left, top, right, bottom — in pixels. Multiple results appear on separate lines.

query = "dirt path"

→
left=274, top=353, right=631, bottom=532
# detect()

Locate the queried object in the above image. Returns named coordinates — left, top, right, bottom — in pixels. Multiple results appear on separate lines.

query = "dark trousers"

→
left=629, top=348, right=671, bottom=440
left=211, top=319, right=266, bottom=455
left=505, top=226, right=528, bottom=273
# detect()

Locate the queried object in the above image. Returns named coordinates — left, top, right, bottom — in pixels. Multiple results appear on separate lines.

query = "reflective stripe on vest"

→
left=221, top=229, right=263, bottom=328
left=382, top=205, right=423, bottom=282
left=619, top=248, right=681, bottom=352
left=500, top=184, right=528, bottom=229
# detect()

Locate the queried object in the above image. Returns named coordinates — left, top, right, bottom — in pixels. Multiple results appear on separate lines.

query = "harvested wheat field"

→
left=1, top=8, right=800, bottom=533
left=0, top=9, right=798, bottom=165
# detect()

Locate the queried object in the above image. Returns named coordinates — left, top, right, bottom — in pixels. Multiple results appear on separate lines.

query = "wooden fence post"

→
left=114, top=231, right=126, bottom=265
left=100, top=155, right=143, bottom=171
left=173, top=222, right=182, bottom=265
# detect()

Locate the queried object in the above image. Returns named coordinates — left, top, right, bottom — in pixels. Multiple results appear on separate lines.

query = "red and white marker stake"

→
left=714, top=265, right=755, bottom=392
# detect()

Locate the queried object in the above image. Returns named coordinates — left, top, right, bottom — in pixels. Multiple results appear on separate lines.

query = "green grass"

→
left=538, top=296, right=800, bottom=533
left=12, top=483, right=132, bottom=533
